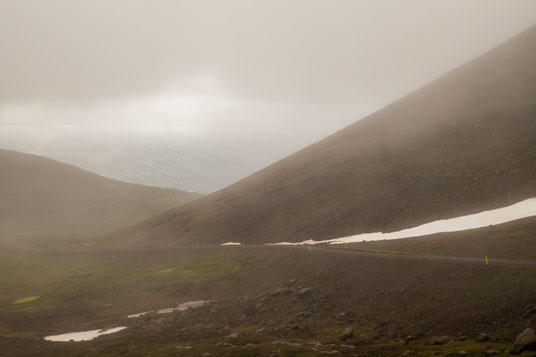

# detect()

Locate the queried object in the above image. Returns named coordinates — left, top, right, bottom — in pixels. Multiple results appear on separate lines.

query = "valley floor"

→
left=1, top=235, right=536, bottom=356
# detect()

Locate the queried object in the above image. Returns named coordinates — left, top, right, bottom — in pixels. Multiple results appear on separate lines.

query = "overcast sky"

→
left=1, top=0, right=536, bottom=133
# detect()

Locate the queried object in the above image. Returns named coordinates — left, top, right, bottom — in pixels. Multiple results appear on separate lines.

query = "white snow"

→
left=127, top=300, right=212, bottom=318
left=272, top=198, right=536, bottom=246
left=221, top=242, right=242, bottom=246
left=127, top=311, right=153, bottom=319
left=157, top=300, right=210, bottom=314
left=44, top=327, right=126, bottom=342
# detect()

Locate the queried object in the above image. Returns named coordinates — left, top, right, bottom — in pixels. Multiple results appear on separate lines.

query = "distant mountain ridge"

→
left=0, top=149, right=202, bottom=245
left=104, top=24, right=536, bottom=247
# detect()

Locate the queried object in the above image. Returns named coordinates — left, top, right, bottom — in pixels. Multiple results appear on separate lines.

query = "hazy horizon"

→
left=1, top=0, right=536, bottom=192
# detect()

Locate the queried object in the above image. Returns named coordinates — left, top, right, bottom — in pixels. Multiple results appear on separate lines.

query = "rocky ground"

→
left=1, top=243, right=536, bottom=356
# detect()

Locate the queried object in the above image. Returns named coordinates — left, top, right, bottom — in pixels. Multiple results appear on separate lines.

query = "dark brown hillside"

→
left=0, top=149, right=202, bottom=245
left=104, top=24, right=536, bottom=247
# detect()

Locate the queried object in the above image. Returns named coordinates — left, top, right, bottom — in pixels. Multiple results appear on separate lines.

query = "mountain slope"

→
left=0, top=149, right=202, bottom=244
left=105, top=24, right=536, bottom=247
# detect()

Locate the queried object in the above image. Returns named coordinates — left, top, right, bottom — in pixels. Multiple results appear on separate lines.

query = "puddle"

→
left=127, top=300, right=212, bottom=318
left=44, top=327, right=127, bottom=342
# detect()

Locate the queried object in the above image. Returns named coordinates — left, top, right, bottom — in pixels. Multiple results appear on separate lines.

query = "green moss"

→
left=0, top=248, right=244, bottom=323
left=437, top=340, right=510, bottom=355
left=330, top=245, right=412, bottom=256
left=153, top=256, right=244, bottom=285
left=12, top=296, right=40, bottom=304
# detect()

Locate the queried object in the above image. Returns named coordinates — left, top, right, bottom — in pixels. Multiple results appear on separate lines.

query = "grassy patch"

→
left=0, top=248, right=245, bottom=335
left=330, top=245, right=412, bottom=256
left=153, top=256, right=243, bottom=285
left=433, top=340, right=511, bottom=356
left=13, top=296, right=40, bottom=304
left=498, top=267, right=536, bottom=284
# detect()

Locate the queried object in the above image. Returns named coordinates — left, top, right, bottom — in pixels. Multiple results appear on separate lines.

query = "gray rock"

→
left=298, top=287, right=313, bottom=297
left=476, top=332, right=489, bottom=342
left=514, top=328, right=536, bottom=351
left=225, top=332, right=238, bottom=339
left=216, top=342, right=234, bottom=348
left=380, top=319, right=390, bottom=327
left=339, top=327, right=353, bottom=341
left=270, top=288, right=293, bottom=297
left=432, top=336, right=451, bottom=345
left=523, top=303, right=536, bottom=315
left=525, top=303, right=536, bottom=309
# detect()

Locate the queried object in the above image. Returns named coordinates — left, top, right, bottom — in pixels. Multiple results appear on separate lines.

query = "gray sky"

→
left=1, top=0, right=536, bottom=132
left=1, top=1, right=536, bottom=193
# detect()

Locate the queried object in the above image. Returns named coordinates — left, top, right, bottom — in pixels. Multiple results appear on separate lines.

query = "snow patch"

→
left=127, top=311, right=153, bottom=319
left=271, top=198, right=536, bottom=245
left=221, top=242, right=242, bottom=246
left=157, top=300, right=211, bottom=314
left=44, top=327, right=126, bottom=342
left=127, top=300, right=213, bottom=318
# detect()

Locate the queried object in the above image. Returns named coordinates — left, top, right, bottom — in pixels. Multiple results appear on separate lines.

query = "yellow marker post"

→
left=309, top=244, right=312, bottom=252
left=485, top=256, right=488, bottom=265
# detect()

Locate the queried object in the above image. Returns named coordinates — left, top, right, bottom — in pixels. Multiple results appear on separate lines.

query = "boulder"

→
left=269, top=287, right=293, bottom=297
left=298, top=287, right=313, bottom=297
left=432, top=336, right=451, bottom=345
left=523, top=303, right=536, bottom=317
left=513, top=328, right=536, bottom=351
left=476, top=332, right=489, bottom=342
left=225, top=332, right=238, bottom=339
left=339, top=327, right=353, bottom=341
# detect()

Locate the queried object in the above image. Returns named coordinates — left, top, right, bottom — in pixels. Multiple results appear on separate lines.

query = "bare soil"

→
left=2, top=244, right=536, bottom=356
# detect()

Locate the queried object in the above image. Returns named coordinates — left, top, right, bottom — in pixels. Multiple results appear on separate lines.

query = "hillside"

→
left=0, top=149, right=202, bottom=245
left=104, top=24, right=536, bottom=247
